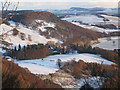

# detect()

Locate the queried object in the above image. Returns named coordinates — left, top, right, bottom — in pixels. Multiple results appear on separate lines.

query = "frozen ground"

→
left=62, top=14, right=120, bottom=34
left=72, top=22, right=119, bottom=34
left=92, top=36, right=120, bottom=50
left=74, top=76, right=105, bottom=88
left=0, top=21, right=59, bottom=46
left=101, top=14, right=119, bottom=27
left=14, top=53, right=115, bottom=75
left=0, top=48, right=6, bottom=53
left=34, top=20, right=56, bottom=32
left=62, top=14, right=104, bottom=24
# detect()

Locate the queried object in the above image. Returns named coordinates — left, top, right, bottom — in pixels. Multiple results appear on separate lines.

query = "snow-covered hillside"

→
left=0, top=21, right=59, bottom=46
left=29, top=20, right=57, bottom=32
left=14, top=53, right=115, bottom=75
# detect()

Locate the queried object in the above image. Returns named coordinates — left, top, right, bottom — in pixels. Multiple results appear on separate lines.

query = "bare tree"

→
left=0, top=0, right=19, bottom=40
left=1, top=0, right=19, bottom=23
left=0, top=1, right=19, bottom=62
left=57, top=59, right=62, bottom=69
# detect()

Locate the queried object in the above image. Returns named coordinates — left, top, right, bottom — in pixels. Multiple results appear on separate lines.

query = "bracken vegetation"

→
left=61, top=60, right=120, bottom=88
left=2, top=58, right=62, bottom=88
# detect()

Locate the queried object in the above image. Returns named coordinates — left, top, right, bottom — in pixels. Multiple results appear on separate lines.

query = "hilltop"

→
left=11, top=11, right=106, bottom=45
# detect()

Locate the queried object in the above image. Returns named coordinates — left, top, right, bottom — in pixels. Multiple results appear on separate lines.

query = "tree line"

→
left=7, top=44, right=52, bottom=60
left=6, top=43, right=120, bottom=66
left=69, top=44, right=120, bottom=66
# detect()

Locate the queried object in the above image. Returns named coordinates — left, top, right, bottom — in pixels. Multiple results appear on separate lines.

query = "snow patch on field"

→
left=0, top=24, right=13, bottom=35
left=44, top=53, right=115, bottom=65
left=74, top=76, right=105, bottom=88
left=17, top=63, right=58, bottom=74
left=15, top=58, right=59, bottom=75
left=92, top=36, right=120, bottom=50
left=62, top=14, right=104, bottom=24
left=62, top=14, right=120, bottom=33
left=30, top=20, right=56, bottom=32
left=72, top=22, right=119, bottom=33
left=101, top=15, right=119, bottom=27
left=0, top=48, right=6, bottom=53
left=14, top=53, right=115, bottom=75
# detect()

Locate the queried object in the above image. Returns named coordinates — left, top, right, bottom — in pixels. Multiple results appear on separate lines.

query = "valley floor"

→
left=92, top=36, right=120, bottom=50
left=14, top=53, right=115, bottom=75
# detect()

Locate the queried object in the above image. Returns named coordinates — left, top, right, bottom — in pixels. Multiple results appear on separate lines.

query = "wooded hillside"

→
left=11, top=11, right=107, bottom=45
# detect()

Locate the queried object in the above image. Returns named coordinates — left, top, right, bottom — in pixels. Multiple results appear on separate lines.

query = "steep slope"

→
left=0, top=22, right=59, bottom=46
left=2, top=58, right=61, bottom=88
left=11, top=11, right=106, bottom=45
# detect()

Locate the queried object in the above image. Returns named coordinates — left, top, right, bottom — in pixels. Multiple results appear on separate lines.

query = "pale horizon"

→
left=0, top=0, right=119, bottom=10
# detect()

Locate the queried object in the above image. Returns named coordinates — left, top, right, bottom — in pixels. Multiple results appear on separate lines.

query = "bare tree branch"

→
left=0, top=0, right=19, bottom=43
left=1, top=0, right=19, bottom=23
left=8, top=2, right=19, bottom=20
left=4, top=1, right=12, bottom=18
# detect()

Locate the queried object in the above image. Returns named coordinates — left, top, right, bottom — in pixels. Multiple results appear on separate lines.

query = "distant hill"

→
left=11, top=11, right=106, bottom=45
left=70, top=7, right=89, bottom=11
left=34, top=7, right=118, bottom=16
left=70, top=7, right=105, bottom=11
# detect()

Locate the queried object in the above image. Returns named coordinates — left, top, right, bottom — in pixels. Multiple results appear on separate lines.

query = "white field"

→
left=92, top=36, right=120, bottom=50
left=99, top=8, right=118, bottom=15
left=0, top=21, right=59, bottom=46
left=14, top=53, right=115, bottom=75
left=71, top=22, right=119, bottom=34
left=62, top=14, right=104, bottom=24
left=101, top=15, right=119, bottom=26
left=62, top=14, right=120, bottom=34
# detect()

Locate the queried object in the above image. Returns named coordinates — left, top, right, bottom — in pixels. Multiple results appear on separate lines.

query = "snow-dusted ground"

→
left=0, top=21, right=59, bottom=46
left=62, top=14, right=120, bottom=34
left=44, top=53, right=114, bottom=65
left=63, top=14, right=119, bottom=50
left=72, top=22, right=119, bottom=34
left=0, top=47, right=6, bottom=53
left=34, top=20, right=56, bottom=32
left=99, top=8, right=118, bottom=15
left=74, top=76, right=105, bottom=88
left=14, top=53, right=115, bottom=75
left=62, top=14, right=104, bottom=24
left=101, top=15, right=119, bottom=27
left=92, top=36, right=120, bottom=50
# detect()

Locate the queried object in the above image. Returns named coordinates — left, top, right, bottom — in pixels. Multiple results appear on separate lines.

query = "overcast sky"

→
left=0, top=0, right=119, bottom=10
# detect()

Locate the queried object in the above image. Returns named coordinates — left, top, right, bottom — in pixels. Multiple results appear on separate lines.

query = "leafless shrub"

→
left=20, top=33, right=25, bottom=40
